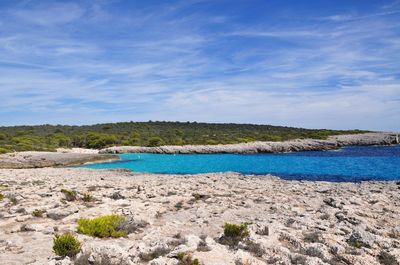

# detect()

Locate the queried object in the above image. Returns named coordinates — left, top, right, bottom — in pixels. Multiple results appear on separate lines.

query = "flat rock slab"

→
left=0, top=168, right=399, bottom=264
left=0, top=152, right=118, bottom=169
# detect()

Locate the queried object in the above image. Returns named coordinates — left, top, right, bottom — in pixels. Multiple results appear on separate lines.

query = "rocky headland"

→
left=100, top=133, right=399, bottom=154
left=0, top=168, right=399, bottom=265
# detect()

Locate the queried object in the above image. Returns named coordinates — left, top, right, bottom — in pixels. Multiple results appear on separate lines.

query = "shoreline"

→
left=0, top=152, right=119, bottom=169
left=0, top=168, right=399, bottom=264
left=0, top=132, right=398, bottom=169
left=100, top=132, right=399, bottom=154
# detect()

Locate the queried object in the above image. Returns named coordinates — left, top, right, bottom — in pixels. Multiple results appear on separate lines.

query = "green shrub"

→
left=0, top=147, right=11, bottom=154
left=61, top=189, right=77, bottom=201
left=82, top=193, right=93, bottom=202
left=0, top=193, right=4, bottom=201
left=224, top=223, right=249, bottom=239
left=32, top=209, right=43, bottom=217
left=192, top=193, right=210, bottom=201
left=85, top=132, right=118, bottom=149
left=147, top=136, right=164, bottom=147
left=261, top=134, right=283, bottom=142
left=176, top=252, right=201, bottom=265
left=347, top=240, right=363, bottom=249
left=53, top=233, right=81, bottom=257
left=206, top=139, right=218, bottom=145
left=49, top=133, right=71, bottom=147
left=220, top=223, right=250, bottom=247
left=77, top=214, right=127, bottom=238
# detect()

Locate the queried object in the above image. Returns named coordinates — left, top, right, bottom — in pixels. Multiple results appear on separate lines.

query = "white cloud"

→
left=0, top=1, right=399, bottom=130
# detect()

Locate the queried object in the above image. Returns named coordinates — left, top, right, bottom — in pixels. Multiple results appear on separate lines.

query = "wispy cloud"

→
left=224, top=30, right=322, bottom=38
left=322, top=10, right=400, bottom=22
left=0, top=0, right=399, bottom=130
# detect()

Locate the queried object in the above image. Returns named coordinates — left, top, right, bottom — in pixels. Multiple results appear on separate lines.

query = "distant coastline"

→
left=1, top=132, right=397, bottom=169
left=0, top=121, right=370, bottom=154
left=100, top=132, right=399, bottom=154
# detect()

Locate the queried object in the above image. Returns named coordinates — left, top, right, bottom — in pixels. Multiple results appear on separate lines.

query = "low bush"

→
left=77, top=214, right=127, bottom=238
left=220, top=223, right=250, bottom=247
left=176, top=252, right=201, bottom=265
left=32, top=209, right=43, bottom=217
left=147, top=136, right=164, bottom=147
left=347, top=240, right=363, bottom=249
left=0, top=193, right=4, bottom=201
left=192, top=193, right=211, bottom=201
left=61, top=189, right=77, bottom=201
left=0, top=147, right=11, bottom=154
left=82, top=193, right=93, bottom=202
left=53, top=233, right=81, bottom=257
left=224, top=223, right=250, bottom=238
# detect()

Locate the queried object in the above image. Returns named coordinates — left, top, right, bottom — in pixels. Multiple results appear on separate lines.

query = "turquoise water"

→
left=81, top=145, right=400, bottom=182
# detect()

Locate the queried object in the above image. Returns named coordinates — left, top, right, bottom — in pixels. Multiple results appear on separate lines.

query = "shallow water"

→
left=81, top=145, right=400, bottom=182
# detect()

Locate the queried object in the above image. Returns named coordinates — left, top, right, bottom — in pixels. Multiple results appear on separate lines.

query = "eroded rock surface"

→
left=0, top=152, right=118, bottom=169
left=0, top=168, right=399, bottom=264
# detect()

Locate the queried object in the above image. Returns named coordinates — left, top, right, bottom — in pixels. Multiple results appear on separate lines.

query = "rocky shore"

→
left=0, top=151, right=118, bottom=169
left=100, top=133, right=399, bottom=154
left=0, top=168, right=399, bottom=265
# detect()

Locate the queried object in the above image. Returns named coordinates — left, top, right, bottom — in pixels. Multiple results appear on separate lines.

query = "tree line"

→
left=0, top=121, right=367, bottom=153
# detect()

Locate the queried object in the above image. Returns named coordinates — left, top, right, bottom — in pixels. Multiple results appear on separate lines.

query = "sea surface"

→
left=81, top=145, right=400, bottom=182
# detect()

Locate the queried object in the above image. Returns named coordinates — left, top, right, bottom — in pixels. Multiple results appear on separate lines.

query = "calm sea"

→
left=81, top=145, right=400, bottom=182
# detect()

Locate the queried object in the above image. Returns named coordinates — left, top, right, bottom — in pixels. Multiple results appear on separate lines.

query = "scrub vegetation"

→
left=220, top=223, right=250, bottom=247
left=77, top=214, right=127, bottom=238
left=53, top=233, right=81, bottom=258
left=0, top=121, right=367, bottom=152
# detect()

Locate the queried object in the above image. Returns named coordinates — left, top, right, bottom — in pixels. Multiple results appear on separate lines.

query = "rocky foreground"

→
left=0, top=168, right=399, bottom=265
left=100, top=133, right=399, bottom=154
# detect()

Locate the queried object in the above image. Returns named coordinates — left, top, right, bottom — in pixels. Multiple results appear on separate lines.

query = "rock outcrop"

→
left=100, top=132, right=399, bottom=154
left=0, top=152, right=118, bottom=169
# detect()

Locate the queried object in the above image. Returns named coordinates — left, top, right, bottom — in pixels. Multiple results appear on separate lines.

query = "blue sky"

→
left=0, top=0, right=399, bottom=130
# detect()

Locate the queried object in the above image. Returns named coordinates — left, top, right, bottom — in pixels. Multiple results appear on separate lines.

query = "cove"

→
left=81, top=145, right=400, bottom=182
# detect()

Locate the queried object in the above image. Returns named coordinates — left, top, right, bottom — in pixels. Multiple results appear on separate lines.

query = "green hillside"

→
left=0, top=121, right=367, bottom=153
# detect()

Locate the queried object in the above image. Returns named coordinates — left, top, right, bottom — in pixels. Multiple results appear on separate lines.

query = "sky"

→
left=0, top=0, right=399, bottom=131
